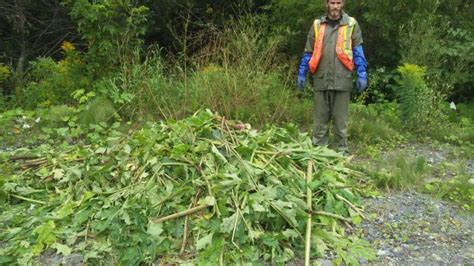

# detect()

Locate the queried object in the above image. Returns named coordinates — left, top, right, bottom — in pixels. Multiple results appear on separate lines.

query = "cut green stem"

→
left=152, top=204, right=209, bottom=223
left=314, top=211, right=352, bottom=223
left=11, top=194, right=46, bottom=205
left=305, top=160, right=313, bottom=266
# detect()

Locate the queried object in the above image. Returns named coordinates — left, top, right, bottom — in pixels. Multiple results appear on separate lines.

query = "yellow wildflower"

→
left=202, top=64, right=221, bottom=73
left=61, top=41, right=75, bottom=53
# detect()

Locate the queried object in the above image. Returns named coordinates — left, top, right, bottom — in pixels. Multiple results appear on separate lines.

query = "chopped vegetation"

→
left=0, top=110, right=375, bottom=264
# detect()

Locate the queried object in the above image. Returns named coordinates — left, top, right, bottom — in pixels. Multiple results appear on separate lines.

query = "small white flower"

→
left=450, top=101, right=456, bottom=111
left=35, top=117, right=41, bottom=123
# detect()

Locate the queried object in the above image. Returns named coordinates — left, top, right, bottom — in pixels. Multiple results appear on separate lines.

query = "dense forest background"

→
left=1, top=0, right=472, bottom=102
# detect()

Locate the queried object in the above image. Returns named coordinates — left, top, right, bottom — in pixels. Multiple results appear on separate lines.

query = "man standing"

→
left=297, top=0, right=368, bottom=154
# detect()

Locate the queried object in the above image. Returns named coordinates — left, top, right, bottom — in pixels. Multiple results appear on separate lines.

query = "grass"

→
left=423, top=161, right=474, bottom=212
left=352, top=151, right=431, bottom=191
left=349, top=102, right=404, bottom=150
left=94, top=18, right=314, bottom=129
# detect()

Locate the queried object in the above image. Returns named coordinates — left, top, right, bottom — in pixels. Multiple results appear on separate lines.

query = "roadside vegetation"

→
left=0, top=0, right=472, bottom=264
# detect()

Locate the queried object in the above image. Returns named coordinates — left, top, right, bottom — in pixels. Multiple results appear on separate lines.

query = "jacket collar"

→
left=320, top=12, right=350, bottom=25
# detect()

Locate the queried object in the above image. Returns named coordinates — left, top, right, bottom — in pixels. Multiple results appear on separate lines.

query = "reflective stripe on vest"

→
left=308, top=17, right=356, bottom=74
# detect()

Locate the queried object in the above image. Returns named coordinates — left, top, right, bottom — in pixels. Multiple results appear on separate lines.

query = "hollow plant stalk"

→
left=305, top=160, right=313, bottom=266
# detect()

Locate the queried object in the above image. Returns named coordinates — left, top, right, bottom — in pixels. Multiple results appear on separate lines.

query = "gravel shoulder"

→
left=361, top=191, right=474, bottom=265
left=357, top=142, right=473, bottom=265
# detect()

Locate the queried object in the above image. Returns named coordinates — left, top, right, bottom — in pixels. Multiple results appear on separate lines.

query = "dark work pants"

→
left=313, top=90, right=350, bottom=151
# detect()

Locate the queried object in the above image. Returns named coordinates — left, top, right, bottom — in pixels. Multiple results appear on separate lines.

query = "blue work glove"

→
left=297, top=52, right=312, bottom=92
left=353, top=45, right=368, bottom=93
left=356, top=73, right=368, bottom=93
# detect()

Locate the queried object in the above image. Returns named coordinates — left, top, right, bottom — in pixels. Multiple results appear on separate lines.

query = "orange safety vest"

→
left=308, top=17, right=356, bottom=74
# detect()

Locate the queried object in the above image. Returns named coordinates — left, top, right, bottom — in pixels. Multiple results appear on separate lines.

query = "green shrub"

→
left=456, top=103, right=474, bottom=121
left=428, top=102, right=474, bottom=146
left=355, top=67, right=397, bottom=104
left=400, top=12, right=474, bottom=99
left=0, top=63, right=11, bottom=84
left=395, top=64, right=447, bottom=133
left=64, top=0, right=149, bottom=75
left=14, top=58, right=60, bottom=108
left=13, top=44, right=90, bottom=109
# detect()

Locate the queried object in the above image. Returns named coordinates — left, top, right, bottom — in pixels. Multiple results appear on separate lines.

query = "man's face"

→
left=326, top=0, right=344, bottom=20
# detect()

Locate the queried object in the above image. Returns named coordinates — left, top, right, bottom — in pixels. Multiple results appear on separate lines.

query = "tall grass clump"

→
left=97, top=48, right=183, bottom=121
left=98, top=17, right=313, bottom=127
left=187, top=17, right=312, bottom=127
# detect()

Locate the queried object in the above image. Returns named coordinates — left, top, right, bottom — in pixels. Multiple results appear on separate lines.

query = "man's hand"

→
left=356, top=76, right=368, bottom=93
left=298, top=52, right=312, bottom=92
left=297, top=75, right=306, bottom=91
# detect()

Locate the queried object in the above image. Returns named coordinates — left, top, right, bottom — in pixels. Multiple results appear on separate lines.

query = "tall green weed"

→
left=396, top=64, right=446, bottom=134
left=0, top=63, right=11, bottom=85
left=96, top=49, right=179, bottom=121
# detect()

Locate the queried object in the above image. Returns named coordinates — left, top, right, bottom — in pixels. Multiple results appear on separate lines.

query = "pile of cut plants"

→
left=0, top=110, right=375, bottom=265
